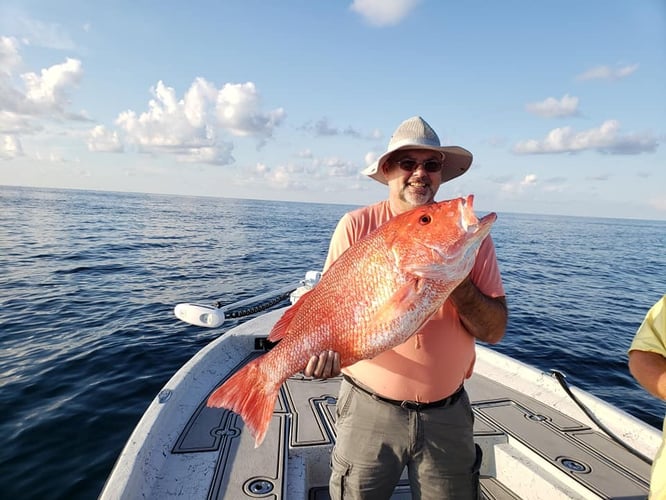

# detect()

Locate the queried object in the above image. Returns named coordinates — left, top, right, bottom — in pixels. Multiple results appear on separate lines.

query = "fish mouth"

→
left=461, top=212, right=497, bottom=235
left=459, top=195, right=497, bottom=234
left=422, top=202, right=497, bottom=269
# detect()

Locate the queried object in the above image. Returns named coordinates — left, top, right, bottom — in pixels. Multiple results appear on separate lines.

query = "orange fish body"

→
left=208, top=195, right=497, bottom=446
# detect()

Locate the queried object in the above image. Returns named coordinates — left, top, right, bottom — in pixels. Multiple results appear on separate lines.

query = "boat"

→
left=100, top=273, right=661, bottom=499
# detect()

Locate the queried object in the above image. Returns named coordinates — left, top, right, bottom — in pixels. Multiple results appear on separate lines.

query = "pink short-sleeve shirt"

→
left=324, top=200, right=505, bottom=402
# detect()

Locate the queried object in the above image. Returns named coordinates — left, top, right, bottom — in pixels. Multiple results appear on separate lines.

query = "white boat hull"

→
left=100, top=307, right=660, bottom=499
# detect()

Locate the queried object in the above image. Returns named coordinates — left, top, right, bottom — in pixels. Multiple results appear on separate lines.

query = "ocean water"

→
left=0, top=186, right=664, bottom=499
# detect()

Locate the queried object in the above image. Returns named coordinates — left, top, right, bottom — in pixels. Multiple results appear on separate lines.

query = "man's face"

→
left=382, top=149, right=444, bottom=213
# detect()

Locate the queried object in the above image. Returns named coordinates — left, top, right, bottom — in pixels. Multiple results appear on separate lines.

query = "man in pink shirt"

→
left=306, top=116, right=507, bottom=499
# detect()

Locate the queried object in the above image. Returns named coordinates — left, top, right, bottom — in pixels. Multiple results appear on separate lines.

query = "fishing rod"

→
left=174, top=271, right=321, bottom=328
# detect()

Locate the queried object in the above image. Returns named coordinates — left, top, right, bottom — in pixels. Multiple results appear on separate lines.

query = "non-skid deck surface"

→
left=172, top=353, right=651, bottom=499
left=466, top=375, right=651, bottom=499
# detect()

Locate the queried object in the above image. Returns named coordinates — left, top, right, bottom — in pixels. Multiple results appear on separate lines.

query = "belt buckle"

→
left=400, top=400, right=423, bottom=411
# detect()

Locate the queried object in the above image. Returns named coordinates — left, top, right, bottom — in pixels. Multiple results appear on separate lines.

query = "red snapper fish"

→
left=208, top=194, right=497, bottom=446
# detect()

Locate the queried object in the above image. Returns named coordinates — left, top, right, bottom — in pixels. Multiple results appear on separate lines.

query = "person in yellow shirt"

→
left=628, top=294, right=666, bottom=499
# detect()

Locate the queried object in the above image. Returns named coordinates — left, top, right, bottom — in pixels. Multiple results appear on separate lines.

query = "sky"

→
left=0, top=0, right=664, bottom=220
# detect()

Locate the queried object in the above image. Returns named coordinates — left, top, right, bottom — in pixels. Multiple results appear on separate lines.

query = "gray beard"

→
left=400, top=184, right=434, bottom=207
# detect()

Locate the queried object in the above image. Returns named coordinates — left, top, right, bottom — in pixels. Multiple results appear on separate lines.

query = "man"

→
left=305, top=116, right=507, bottom=499
left=628, top=294, right=666, bottom=499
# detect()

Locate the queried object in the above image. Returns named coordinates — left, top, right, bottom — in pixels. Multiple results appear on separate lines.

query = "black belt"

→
left=342, top=374, right=464, bottom=411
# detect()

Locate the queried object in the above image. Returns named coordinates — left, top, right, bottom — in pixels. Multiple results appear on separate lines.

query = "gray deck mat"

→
left=173, top=353, right=651, bottom=499
left=467, top=373, right=651, bottom=499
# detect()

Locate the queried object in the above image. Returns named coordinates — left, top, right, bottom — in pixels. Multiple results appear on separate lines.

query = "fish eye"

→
left=419, top=214, right=431, bottom=225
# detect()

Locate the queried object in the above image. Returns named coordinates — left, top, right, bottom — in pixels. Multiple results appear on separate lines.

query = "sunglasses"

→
left=394, top=158, right=444, bottom=173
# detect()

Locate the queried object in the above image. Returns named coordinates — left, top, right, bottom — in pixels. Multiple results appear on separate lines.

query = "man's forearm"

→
left=449, top=278, right=508, bottom=344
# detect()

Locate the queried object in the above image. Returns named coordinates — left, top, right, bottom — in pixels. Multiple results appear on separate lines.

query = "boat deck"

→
left=101, top=307, right=658, bottom=500
left=170, top=352, right=652, bottom=500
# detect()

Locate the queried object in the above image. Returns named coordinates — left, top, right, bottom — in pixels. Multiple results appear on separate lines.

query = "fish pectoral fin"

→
left=372, top=279, right=423, bottom=325
left=267, top=291, right=310, bottom=342
left=405, top=262, right=461, bottom=282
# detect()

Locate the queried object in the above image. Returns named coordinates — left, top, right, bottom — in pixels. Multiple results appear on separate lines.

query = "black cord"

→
left=551, top=370, right=653, bottom=465
left=220, top=290, right=295, bottom=319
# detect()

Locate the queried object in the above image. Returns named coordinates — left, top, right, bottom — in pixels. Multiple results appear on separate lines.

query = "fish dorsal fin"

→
left=372, top=277, right=423, bottom=326
left=266, top=289, right=311, bottom=342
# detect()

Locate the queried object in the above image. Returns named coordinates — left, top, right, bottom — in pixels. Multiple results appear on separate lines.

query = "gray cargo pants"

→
left=329, top=378, right=481, bottom=499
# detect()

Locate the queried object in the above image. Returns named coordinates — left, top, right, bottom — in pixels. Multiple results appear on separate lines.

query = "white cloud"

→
left=302, top=117, right=377, bottom=139
left=253, top=162, right=307, bottom=190
left=0, top=111, right=38, bottom=134
left=521, top=174, right=537, bottom=186
left=526, top=94, right=579, bottom=118
left=364, top=150, right=379, bottom=167
left=513, top=120, right=658, bottom=155
left=183, top=77, right=218, bottom=128
left=116, top=80, right=217, bottom=149
left=215, top=81, right=285, bottom=138
left=350, top=0, right=421, bottom=27
left=0, top=134, right=23, bottom=159
left=0, top=36, right=21, bottom=76
left=21, top=57, right=83, bottom=111
left=368, top=128, right=382, bottom=140
left=174, top=144, right=234, bottom=165
left=87, top=125, right=123, bottom=153
left=322, top=157, right=359, bottom=177
left=33, top=150, right=68, bottom=163
left=240, top=153, right=361, bottom=194
left=500, top=174, right=538, bottom=193
left=311, top=117, right=338, bottom=136
left=0, top=38, right=87, bottom=161
left=0, top=37, right=85, bottom=119
left=576, top=64, right=639, bottom=81
left=253, top=162, right=269, bottom=175
left=109, top=78, right=283, bottom=165
left=0, top=38, right=29, bottom=112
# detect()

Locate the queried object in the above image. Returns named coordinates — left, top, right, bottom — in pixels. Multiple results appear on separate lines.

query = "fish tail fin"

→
left=207, top=359, right=279, bottom=447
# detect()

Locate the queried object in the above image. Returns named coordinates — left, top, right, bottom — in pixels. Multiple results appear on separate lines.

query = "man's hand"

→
left=304, top=350, right=341, bottom=379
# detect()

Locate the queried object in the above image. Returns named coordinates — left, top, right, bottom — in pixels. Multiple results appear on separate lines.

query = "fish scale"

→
left=208, top=195, right=497, bottom=446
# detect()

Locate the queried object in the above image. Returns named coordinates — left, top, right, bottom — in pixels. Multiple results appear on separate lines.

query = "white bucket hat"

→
left=361, top=116, right=473, bottom=185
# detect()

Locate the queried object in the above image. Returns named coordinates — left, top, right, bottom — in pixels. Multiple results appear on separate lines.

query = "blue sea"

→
left=1, top=186, right=664, bottom=499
